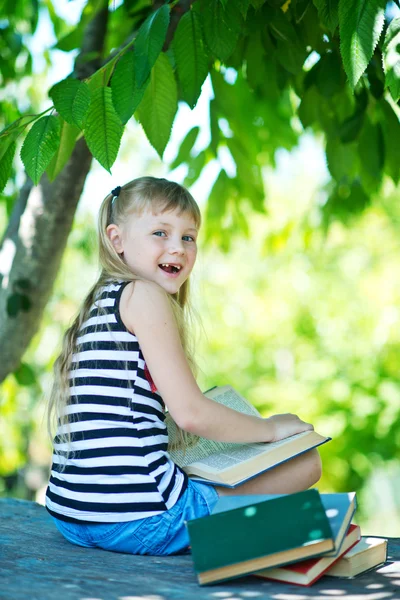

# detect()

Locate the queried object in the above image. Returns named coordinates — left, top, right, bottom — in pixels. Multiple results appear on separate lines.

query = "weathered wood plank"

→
left=1, top=498, right=399, bottom=600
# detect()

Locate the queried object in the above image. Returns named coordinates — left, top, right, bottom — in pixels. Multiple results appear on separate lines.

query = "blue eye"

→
left=183, top=235, right=196, bottom=242
left=154, top=231, right=167, bottom=237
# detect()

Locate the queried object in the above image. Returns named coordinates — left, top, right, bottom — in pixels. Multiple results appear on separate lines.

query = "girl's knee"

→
left=305, top=448, right=322, bottom=486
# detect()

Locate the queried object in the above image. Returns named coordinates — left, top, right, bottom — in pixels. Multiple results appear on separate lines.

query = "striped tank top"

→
left=45, top=281, right=188, bottom=523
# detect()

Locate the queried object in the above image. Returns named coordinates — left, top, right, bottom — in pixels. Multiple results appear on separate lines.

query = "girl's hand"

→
left=264, top=413, right=314, bottom=443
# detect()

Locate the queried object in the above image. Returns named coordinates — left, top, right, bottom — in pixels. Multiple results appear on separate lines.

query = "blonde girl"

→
left=46, top=177, right=321, bottom=555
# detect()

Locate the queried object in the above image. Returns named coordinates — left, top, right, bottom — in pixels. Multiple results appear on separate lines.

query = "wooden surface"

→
left=1, top=497, right=400, bottom=600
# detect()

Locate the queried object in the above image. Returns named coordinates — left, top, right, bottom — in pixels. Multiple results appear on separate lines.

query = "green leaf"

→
left=136, top=53, right=178, bottom=159
left=72, top=83, right=92, bottom=129
left=6, top=292, right=31, bottom=317
left=111, top=50, right=147, bottom=125
left=49, top=78, right=91, bottom=128
left=239, top=0, right=250, bottom=19
left=367, top=60, right=385, bottom=99
left=170, top=127, right=200, bottom=170
left=266, top=5, right=306, bottom=75
left=201, top=0, right=242, bottom=62
left=358, top=118, right=384, bottom=192
left=383, top=17, right=400, bottom=102
left=315, top=52, right=344, bottom=97
left=44, top=0, right=71, bottom=39
left=87, top=58, right=117, bottom=93
left=0, top=142, right=15, bottom=193
left=267, top=5, right=299, bottom=45
left=205, top=168, right=230, bottom=222
left=339, top=0, right=386, bottom=89
left=55, top=25, right=84, bottom=52
left=276, top=37, right=307, bottom=75
left=205, top=169, right=237, bottom=250
left=250, top=0, right=266, bottom=9
left=295, top=0, right=312, bottom=24
left=0, top=115, right=35, bottom=161
left=298, top=86, right=320, bottom=128
left=14, top=362, right=37, bottom=386
left=226, top=137, right=264, bottom=211
left=173, top=10, right=209, bottom=109
left=245, top=31, right=268, bottom=90
left=6, top=293, right=19, bottom=317
left=338, top=111, right=364, bottom=143
left=84, top=87, right=124, bottom=173
left=326, top=136, right=359, bottom=181
left=105, top=4, right=144, bottom=56
left=184, top=150, right=207, bottom=187
left=379, top=99, right=400, bottom=185
left=323, top=180, right=369, bottom=224
left=46, top=119, right=80, bottom=181
left=313, top=0, right=339, bottom=34
left=134, top=4, right=170, bottom=89
left=20, top=116, right=61, bottom=185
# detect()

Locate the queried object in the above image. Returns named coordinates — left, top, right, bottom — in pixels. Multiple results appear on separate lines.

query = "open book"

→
left=166, top=385, right=331, bottom=487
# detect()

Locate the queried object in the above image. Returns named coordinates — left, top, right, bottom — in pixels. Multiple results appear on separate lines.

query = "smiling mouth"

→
left=159, top=263, right=182, bottom=274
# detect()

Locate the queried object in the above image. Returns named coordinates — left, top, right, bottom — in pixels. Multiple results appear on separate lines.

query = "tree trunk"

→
left=0, top=4, right=109, bottom=382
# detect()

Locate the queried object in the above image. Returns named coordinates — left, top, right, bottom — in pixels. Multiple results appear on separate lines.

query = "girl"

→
left=46, top=176, right=321, bottom=556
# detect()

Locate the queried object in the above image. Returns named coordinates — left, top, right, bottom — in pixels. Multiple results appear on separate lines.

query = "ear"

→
left=106, top=224, right=124, bottom=254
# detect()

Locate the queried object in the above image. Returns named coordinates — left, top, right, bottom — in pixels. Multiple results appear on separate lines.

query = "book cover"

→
left=167, top=385, right=331, bottom=488
left=326, top=536, right=388, bottom=578
left=187, top=488, right=335, bottom=585
left=255, top=524, right=361, bottom=586
left=212, top=491, right=356, bottom=557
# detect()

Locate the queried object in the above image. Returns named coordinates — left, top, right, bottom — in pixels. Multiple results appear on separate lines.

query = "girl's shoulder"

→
left=120, top=279, right=173, bottom=333
left=122, top=278, right=167, bottom=304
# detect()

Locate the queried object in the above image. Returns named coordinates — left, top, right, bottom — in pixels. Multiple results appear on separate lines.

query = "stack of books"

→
left=186, top=490, right=388, bottom=586
left=167, top=386, right=387, bottom=586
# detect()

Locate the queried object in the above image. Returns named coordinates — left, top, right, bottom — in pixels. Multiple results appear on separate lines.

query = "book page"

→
left=167, top=413, right=249, bottom=467
left=170, top=437, right=248, bottom=468
left=166, top=385, right=262, bottom=467
left=186, top=433, right=310, bottom=470
left=205, top=386, right=261, bottom=417
left=188, top=443, right=268, bottom=472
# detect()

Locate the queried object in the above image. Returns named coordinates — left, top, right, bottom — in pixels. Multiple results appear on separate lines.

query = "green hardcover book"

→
left=187, top=488, right=334, bottom=585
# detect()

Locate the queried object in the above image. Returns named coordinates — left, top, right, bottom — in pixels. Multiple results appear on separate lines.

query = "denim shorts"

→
left=51, top=479, right=219, bottom=556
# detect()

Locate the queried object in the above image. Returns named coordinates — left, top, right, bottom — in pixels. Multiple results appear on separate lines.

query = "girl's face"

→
left=107, top=206, right=198, bottom=294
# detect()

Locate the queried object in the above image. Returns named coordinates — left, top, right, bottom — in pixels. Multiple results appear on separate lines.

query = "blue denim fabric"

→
left=51, top=479, right=219, bottom=556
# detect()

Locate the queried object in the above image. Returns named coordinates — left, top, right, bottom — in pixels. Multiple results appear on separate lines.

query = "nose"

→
left=168, top=238, right=185, bottom=255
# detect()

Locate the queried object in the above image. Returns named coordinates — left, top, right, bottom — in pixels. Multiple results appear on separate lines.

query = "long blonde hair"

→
left=47, top=176, right=202, bottom=456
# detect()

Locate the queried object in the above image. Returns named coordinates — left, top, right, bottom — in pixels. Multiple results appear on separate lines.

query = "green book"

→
left=187, top=488, right=334, bottom=585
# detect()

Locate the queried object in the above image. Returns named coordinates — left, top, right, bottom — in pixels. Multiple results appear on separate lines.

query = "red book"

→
left=255, top=524, right=361, bottom=586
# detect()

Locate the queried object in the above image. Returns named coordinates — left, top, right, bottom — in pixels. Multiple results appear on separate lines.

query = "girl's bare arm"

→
left=121, top=281, right=313, bottom=444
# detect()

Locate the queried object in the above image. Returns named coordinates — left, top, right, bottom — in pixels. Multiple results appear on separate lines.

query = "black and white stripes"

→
left=45, top=281, right=187, bottom=523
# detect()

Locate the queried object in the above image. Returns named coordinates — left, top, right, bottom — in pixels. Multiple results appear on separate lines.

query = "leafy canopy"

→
left=2, top=0, right=400, bottom=227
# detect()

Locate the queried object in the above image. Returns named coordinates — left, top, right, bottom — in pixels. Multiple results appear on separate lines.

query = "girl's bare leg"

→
left=215, top=449, right=322, bottom=497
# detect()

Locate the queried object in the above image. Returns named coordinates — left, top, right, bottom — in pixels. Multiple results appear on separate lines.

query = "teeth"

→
left=161, top=264, right=181, bottom=270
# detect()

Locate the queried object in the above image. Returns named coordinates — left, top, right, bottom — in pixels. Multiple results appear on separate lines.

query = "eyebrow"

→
left=158, top=221, right=198, bottom=233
